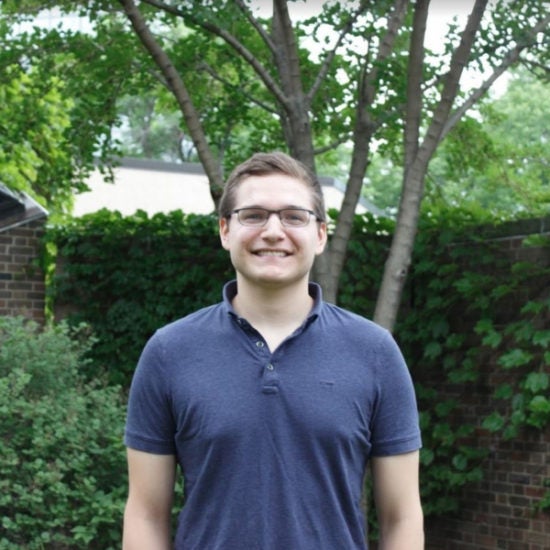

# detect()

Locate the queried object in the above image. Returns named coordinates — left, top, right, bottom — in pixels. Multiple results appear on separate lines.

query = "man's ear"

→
left=315, top=221, right=328, bottom=256
left=219, top=217, right=230, bottom=250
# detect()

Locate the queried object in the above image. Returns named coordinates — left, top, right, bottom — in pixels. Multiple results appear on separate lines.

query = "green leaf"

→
left=420, top=448, right=435, bottom=466
left=527, top=395, right=550, bottom=416
left=452, top=454, right=468, bottom=471
left=523, top=372, right=549, bottom=393
left=424, top=341, right=442, bottom=359
left=483, top=330, right=502, bottom=348
left=474, top=318, right=493, bottom=335
left=435, top=400, right=457, bottom=418
left=494, top=383, right=513, bottom=400
left=521, top=300, right=545, bottom=315
left=533, top=330, right=550, bottom=348
left=431, top=318, right=450, bottom=338
left=482, top=412, right=505, bottom=432
left=498, top=348, right=533, bottom=369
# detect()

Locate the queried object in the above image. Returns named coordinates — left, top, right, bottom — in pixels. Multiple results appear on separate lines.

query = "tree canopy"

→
left=0, top=64, right=72, bottom=207
left=365, top=68, right=550, bottom=219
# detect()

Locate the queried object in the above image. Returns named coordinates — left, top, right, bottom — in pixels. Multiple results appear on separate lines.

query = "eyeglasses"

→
left=232, top=207, right=321, bottom=228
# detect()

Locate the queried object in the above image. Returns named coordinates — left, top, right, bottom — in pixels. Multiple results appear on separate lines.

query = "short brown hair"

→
left=218, top=152, right=326, bottom=222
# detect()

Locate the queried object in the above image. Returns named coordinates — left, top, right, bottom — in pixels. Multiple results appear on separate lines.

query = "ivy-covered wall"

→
left=407, top=220, right=550, bottom=550
left=48, top=210, right=550, bottom=548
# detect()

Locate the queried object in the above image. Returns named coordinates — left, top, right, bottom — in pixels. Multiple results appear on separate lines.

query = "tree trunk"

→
left=118, top=0, right=225, bottom=205
left=316, top=0, right=409, bottom=303
left=373, top=0, right=489, bottom=330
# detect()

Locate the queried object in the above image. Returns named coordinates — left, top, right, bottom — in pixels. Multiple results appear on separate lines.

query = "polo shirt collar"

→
left=221, top=280, right=323, bottom=322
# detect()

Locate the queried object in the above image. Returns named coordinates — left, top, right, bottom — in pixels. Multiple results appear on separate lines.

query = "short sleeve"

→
left=124, top=333, right=177, bottom=455
left=370, top=331, right=422, bottom=456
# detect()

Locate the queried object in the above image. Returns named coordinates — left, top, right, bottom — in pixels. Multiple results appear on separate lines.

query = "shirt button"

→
left=256, top=341, right=264, bottom=348
left=266, top=364, right=274, bottom=371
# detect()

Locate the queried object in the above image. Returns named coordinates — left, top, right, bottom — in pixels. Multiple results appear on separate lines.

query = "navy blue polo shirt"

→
left=125, top=281, right=421, bottom=549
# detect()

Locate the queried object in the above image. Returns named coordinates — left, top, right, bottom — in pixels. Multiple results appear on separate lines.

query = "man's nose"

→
left=262, top=212, right=285, bottom=234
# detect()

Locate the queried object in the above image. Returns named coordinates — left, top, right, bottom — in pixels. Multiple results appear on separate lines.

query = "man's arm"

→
left=122, top=448, right=177, bottom=550
left=371, top=450, right=424, bottom=550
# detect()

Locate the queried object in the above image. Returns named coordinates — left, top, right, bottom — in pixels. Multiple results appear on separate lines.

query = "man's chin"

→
left=247, top=271, right=309, bottom=290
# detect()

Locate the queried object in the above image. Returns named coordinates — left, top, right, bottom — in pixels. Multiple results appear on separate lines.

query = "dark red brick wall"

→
left=0, top=219, right=46, bottom=323
left=424, top=401, right=549, bottom=549
left=421, top=224, right=550, bottom=550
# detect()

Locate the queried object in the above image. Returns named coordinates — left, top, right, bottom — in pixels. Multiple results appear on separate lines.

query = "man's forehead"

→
left=234, top=175, right=313, bottom=205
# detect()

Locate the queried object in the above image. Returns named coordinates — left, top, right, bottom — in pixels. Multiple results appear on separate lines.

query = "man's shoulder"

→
left=320, top=301, right=388, bottom=337
left=155, top=302, right=227, bottom=340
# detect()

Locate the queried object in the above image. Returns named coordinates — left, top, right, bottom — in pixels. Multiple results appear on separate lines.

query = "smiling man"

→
left=123, top=151, right=424, bottom=550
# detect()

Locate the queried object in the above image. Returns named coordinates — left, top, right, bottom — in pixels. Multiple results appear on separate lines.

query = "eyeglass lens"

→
left=237, top=208, right=312, bottom=227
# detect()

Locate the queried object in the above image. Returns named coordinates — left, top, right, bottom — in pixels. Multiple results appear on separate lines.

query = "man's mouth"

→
left=254, top=250, right=289, bottom=257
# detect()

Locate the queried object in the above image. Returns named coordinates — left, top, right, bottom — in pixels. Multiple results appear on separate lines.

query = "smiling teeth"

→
left=257, top=251, right=287, bottom=256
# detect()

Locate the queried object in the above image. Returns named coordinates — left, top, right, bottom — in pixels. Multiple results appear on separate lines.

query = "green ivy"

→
left=47, top=209, right=233, bottom=386
left=340, top=210, right=550, bottom=515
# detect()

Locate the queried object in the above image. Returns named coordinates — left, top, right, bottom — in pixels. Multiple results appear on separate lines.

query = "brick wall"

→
left=421, top=222, right=550, bottom=550
left=423, top=385, right=549, bottom=549
left=0, top=219, right=47, bottom=323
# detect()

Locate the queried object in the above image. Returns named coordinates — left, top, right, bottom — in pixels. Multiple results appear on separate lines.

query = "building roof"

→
left=73, top=157, right=383, bottom=218
left=0, top=184, right=48, bottom=233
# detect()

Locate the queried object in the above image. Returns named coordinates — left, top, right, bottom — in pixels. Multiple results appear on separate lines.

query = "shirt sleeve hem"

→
left=370, top=434, right=422, bottom=457
left=124, top=432, right=176, bottom=455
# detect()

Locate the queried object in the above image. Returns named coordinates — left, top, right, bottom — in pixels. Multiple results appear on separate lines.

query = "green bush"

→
left=0, top=317, right=127, bottom=549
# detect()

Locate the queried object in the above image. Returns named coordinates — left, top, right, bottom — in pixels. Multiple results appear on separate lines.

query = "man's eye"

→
left=283, top=210, right=306, bottom=224
left=242, top=210, right=266, bottom=221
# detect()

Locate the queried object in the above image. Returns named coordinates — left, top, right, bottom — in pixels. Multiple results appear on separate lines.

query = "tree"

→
left=3, top=0, right=549, bottom=329
left=372, top=0, right=549, bottom=328
left=366, top=67, right=550, bottom=220
left=0, top=64, right=73, bottom=208
left=112, top=0, right=550, bottom=329
left=0, top=5, right=146, bottom=214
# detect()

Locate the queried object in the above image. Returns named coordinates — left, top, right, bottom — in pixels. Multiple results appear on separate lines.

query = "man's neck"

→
left=232, top=279, right=313, bottom=350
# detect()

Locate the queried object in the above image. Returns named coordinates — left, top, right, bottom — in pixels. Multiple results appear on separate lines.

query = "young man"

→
left=123, top=152, right=424, bottom=549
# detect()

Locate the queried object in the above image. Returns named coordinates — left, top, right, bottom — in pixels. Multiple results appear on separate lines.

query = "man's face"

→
left=219, top=174, right=327, bottom=290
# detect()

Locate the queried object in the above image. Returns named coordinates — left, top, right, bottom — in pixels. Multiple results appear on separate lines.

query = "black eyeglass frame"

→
left=231, top=207, right=323, bottom=227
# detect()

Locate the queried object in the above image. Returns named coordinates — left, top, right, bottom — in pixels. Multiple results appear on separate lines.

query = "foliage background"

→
left=1, top=1, right=548, bottom=545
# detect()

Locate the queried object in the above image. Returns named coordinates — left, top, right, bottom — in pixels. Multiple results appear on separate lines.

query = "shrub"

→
left=0, top=317, right=127, bottom=549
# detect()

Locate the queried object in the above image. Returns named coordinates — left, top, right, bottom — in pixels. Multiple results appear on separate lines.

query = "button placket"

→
left=236, top=318, right=279, bottom=392
left=262, top=360, right=279, bottom=394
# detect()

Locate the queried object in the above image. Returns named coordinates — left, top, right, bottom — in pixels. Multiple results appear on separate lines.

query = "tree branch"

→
left=441, top=11, right=550, bottom=140
left=420, top=0, right=489, bottom=157
left=313, top=132, right=354, bottom=155
left=140, top=0, right=289, bottom=108
left=232, top=0, right=277, bottom=54
left=360, top=0, right=409, bottom=108
left=117, top=0, right=224, bottom=200
left=271, top=0, right=316, bottom=161
left=307, top=1, right=370, bottom=103
left=197, top=61, right=279, bottom=115
left=403, top=0, right=429, bottom=173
